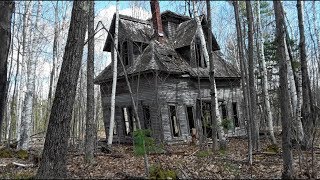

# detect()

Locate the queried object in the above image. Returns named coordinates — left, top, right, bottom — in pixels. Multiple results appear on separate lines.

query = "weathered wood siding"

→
left=100, top=73, right=162, bottom=143
left=157, top=74, right=243, bottom=142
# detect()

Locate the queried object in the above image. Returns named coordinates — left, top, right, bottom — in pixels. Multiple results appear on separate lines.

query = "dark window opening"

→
left=122, top=41, right=129, bottom=66
left=133, top=42, right=147, bottom=55
left=169, top=105, right=180, bottom=137
left=221, top=103, right=228, bottom=120
left=143, top=105, right=151, bottom=130
left=201, top=101, right=212, bottom=138
left=186, top=106, right=195, bottom=135
left=195, top=38, right=207, bottom=68
left=232, top=102, right=239, bottom=127
left=113, top=120, right=117, bottom=135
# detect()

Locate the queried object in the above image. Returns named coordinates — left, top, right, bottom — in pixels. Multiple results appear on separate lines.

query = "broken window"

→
left=169, top=105, right=180, bottom=137
left=221, top=102, right=228, bottom=120
left=122, top=41, right=129, bottom=66
left=122, top=106, right=137, bottom=136
left=232, top=102, right=239, bottom=127
left=201, top=101, right=212, bottom=138
left=143, top=105, right=151, bottom=130
left=195, top=37, right=207, bottom=68
left=133, top=41, right=147, bottom=55
left=113, top=120, right=117, bottom=135
left=186, top=106, right=195, bottom=135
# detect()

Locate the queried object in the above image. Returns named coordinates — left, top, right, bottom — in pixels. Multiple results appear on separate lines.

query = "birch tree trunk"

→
left=233, top=0, right=252, bottom=165
left=0, top=0, right=14, bottom=143
left=107, top=0, right=119, bottom=147
left=36, top=1, right=89, bottom=178
left=193, top=1, right=226, bottom=147
left=256, top=0, right=276, bottom=145
left=17, top=1, right=31, bottom=142
left=206, top=0, right=220, bottom=151
left=85, top=0, right=95, bottom=164
left=19, top=1, right=42, bottom=150
left=245, top=0, right=259, bottom=151
left=297, top=0, right=314, bottom=150
left=273, top=1, right=293, bottom=178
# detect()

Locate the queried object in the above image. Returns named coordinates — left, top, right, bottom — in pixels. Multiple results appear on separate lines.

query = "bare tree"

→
left=245, top=0, right=259, bottom=151
left=233, top=0, right=252, bottom=165
left=206, top=0, right=219, bottom=151
left=85, top=0, right=95, bottom=164
left=297, top=0, right=314, bottom=150
left=19, top=1, right=42, bottom=150
left=193, top=0, right=226, bottom=148
left=36, top=1, right=89, bottom=178
left=0, top=0, right=14, bottom=143
left=256, top=0, right=276, bottom=145
left=107, top=0, right=119, bottom=147
left=273, top=1, right=293, bottom=178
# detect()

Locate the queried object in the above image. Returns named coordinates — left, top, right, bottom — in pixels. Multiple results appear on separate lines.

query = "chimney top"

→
left=150, top=0, right=164, bottom=43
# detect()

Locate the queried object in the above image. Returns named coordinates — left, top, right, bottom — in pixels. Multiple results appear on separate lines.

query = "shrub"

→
left=0, top=148, right=14, bottom=158
left=149, top=165, right=177, bottom=179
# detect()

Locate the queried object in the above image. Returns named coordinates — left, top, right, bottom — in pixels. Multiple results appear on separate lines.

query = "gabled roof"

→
left=103, top=14, right=153, bottom=52
left=95, top=11, right=240, bottom=84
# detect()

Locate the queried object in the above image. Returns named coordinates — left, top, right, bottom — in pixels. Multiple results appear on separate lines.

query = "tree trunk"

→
left=206, top=0, right=219, bottom=151
left=245, top=0, right=259, bottom=151
left=233, top=0, right=252, bottom=165
left=273, top=1, right=293, bottom=178
left=256, top=0, right=277, bottom=145
left=19, top=1, right=42, bottom=150
left=297, top=0, right=313, bottom=149
left=47, top=0, right=59, bottom=127
left=107, top=0, right=119, bottom=147
left=193, top=0, right=226, bottom=148
left=0, top=0, right=14, bottom=143
left=85, top=0, right=95, bottom=164
left=36, top=1, right=89, bottom=178
left=17, top=1, right=31, bottom=143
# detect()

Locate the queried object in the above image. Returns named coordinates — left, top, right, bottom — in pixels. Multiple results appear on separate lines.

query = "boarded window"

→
left=122, top=41, right=129, bottom=66
left=143, top=105, right=151, bottom=130
left=232, top=102, right=239, bottom=127
left=186, top=106, right=195, bottom=135
left=169, top=105, right=180, bottom=137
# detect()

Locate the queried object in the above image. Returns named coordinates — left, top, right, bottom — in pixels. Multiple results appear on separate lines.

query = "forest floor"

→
left=0, top=133, right=319, bottom=179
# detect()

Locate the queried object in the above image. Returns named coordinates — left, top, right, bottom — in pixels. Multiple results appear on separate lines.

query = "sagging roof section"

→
left=96, top=11, right=239, bottom=84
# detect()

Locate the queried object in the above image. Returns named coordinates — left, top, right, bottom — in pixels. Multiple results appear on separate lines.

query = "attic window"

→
left=122, top=41, right=129, bottom=66
left=195, top=38, right=207, bottom=68
left=133, top=42, right=147, bottom=55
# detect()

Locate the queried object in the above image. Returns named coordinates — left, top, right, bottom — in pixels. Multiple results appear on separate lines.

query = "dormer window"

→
left=195, top=38, right=207, bottom=68
left=121, top=41, right=129, bottom=66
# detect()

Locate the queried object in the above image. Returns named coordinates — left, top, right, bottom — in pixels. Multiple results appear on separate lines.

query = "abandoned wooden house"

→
left=94, top=7, right=244, bottom=144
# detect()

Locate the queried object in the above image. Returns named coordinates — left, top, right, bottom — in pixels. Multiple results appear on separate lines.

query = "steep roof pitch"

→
left=94, top=40, right=240, bottom=84
left=103, top=14, right=153, bottom=52
left=95, top=11, right=240, bottom=84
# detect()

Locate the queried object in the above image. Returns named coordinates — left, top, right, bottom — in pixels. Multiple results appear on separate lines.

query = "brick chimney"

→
left=150, top=0, right=164, bottom=43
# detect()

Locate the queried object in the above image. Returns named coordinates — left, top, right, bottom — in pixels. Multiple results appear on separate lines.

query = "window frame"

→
left=168, top=104, right=181, bottom=138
